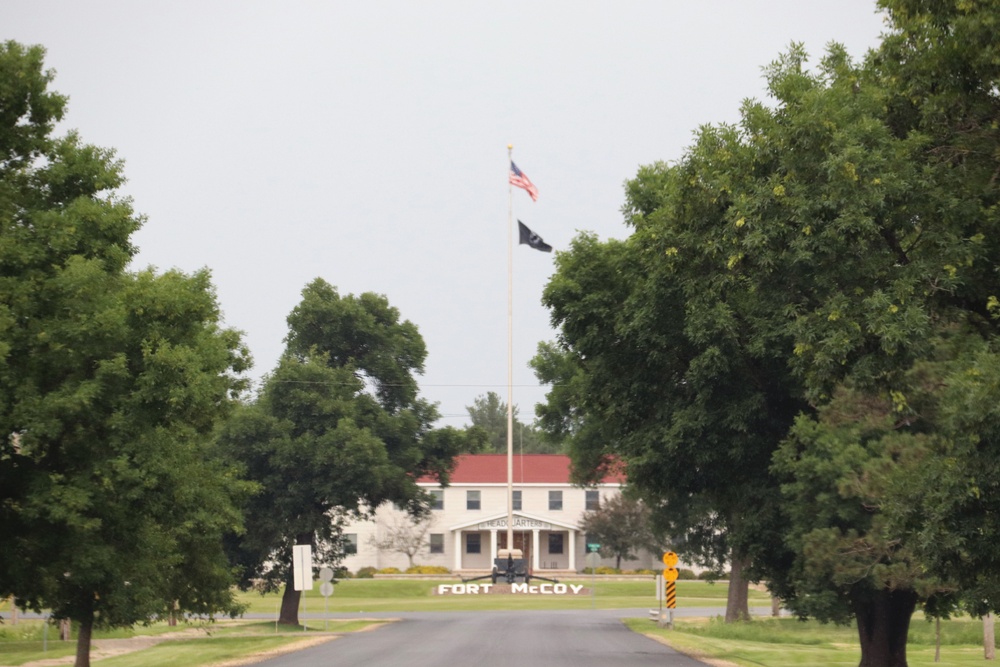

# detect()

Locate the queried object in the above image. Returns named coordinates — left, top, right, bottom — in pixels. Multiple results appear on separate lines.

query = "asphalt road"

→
left=254, top=608, right=713, bottom=667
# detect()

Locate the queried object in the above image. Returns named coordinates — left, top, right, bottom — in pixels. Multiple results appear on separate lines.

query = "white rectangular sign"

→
left=655, top=574, right=664, bottom=602
left=477, top=517, right=552, bottom=531
left=293, top=544, right=313, bottom=591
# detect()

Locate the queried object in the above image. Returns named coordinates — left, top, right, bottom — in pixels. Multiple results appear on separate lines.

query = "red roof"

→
left=420, top=454, right=625, bottom=485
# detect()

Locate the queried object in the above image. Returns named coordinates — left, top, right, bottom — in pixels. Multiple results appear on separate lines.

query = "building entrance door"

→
left=499, top=532, right=531, bottom=569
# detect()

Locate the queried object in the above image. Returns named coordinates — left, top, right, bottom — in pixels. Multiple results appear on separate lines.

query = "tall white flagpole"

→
left=506, top=144, right=514, bottom=554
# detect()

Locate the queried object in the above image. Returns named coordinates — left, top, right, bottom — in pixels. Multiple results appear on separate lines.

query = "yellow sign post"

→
left=662, top=552, right=678, bottom=627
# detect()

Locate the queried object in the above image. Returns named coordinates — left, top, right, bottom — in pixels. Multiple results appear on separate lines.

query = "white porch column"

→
left=532, top=529, right=540, bottom=570
left=453, top=531, right=462, bottom=571
left=568, top=529, right=577, bottom=572
left=490, top=529, right=498, bottom=561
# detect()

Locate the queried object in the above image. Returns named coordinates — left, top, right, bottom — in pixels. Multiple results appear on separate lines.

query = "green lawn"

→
left=0, top=618, right=382, bottom=667
left=234, top=577, right=763, bottom=613
left=0, top=579, right=761, bottom=665
left=6, top=581, right=996, bottom=667
left=5, top=584, right=993, bottom=667
left=627, top=615, right=996, bottom=667
left=88, top=636, right=336, bottom=667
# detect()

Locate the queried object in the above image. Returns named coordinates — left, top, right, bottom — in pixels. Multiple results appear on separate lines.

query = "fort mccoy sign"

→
left=437, top=583, right=586, bottom=595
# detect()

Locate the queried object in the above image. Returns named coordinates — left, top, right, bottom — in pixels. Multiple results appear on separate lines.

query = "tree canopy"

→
left=464, top=391, right=560, bottom=454
left=219, top=278, right=478, bottom=625
left=580, top=494, right=659, bottom=570
left=0, top=41, right=251, bottom=667
left=536, top=2, right=1000, bottom=665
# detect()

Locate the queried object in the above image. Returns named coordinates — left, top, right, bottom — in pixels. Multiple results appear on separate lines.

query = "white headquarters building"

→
left=341, top=453, right=662, bottom=576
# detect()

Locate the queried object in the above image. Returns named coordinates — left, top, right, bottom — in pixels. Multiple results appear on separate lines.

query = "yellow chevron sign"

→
left=665, top=580, right=677, bottom=609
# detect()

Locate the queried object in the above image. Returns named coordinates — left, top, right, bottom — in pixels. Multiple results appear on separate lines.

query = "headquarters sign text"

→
left=477, top=518, right=552, bottom=531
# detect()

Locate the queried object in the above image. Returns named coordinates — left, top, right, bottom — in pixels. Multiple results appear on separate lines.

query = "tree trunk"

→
left=74, top=612, right=93, bottom=667
left=278, top=582, right=301, bottom=626
left=278, top=532, right=313, bottom=626
left=852, top=587, right=918, bottom=667
left=60, top=618, right=71, bottom=641
left=724, top=554, right=751, bottom=623
left=935, top=617, right=940, bottom=662
left=985, top=613, right=995, bottom=660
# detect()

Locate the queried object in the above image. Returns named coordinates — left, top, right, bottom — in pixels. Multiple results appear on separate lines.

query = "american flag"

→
left=509, top=161, right=539, bottom=201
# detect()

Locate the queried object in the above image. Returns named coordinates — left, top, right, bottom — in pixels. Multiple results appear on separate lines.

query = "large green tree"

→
left=219, top=279, right=478, bottom=625
left=538, top=2, right=1000, bottom=664
left=0, top=42, right=251, bottom=667
left=706, top=13, right=1000, bottom=662
left=535, top=216, right=803, bottom=621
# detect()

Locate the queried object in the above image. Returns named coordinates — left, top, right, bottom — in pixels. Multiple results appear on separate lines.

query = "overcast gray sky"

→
left=4, top=1, right=887, bottom=427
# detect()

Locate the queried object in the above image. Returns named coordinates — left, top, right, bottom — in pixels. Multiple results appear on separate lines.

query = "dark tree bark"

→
left=278, top=533, right=313, bottom=626
left=278, top=581, right=302, bottom=626
left=852, top=588, right=918, bottom=667
left=725, top=554, right=751, bottom=623
left=74, top=611, right=93, bottom=667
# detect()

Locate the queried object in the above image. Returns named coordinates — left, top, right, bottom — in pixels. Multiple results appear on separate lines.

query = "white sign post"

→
left=293, top=545, right=313, bottom=591
left=318, top=566, right=335, bottom=631
left=292, top=544, right=313, bottom=631
left=585, top=551, right=601, bottom=609
left=655, top=574, right=666, bottom=627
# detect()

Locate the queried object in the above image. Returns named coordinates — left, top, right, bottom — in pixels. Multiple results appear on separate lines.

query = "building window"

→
left=549, top=490, right=562, bottom=511
left=429, top=489, right=444, bottom=510
left=512, top=490, right=522, bottom=511
left=585, top=489, right=600, bottom=511
left=466, top=533, right=481, bottom=554
left=467, top=490, right=481, bottom=510
left=344, top=533, right=358, bottom=555
left=548, top=533, right=564, bottom=554
left=430, top=533, right=444, bottom=554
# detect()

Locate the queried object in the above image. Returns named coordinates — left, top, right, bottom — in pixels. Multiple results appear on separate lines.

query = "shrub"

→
left=376, top=567, right=402, bottom=574
left=595, top=566, right=620, bottom=575
left=698, top=570, right=725, bottom=581
left=405, top=565, right=450, bottom=574
left=677, top=568, right=697, bottom=580
left=336, top=567, right=353, bottom=579
left=355, top=566, right=377, bottom=579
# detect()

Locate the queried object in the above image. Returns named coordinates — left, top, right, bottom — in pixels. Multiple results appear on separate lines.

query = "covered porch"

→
left=448, top=511, right=581, bottom=574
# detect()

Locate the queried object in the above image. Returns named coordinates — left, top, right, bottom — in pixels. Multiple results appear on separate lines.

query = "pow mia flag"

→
left=518, top=220, right=552, bottom=253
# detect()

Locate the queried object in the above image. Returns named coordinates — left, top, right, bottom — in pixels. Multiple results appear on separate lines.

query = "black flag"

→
left=518, top=220, right=552, bottom=252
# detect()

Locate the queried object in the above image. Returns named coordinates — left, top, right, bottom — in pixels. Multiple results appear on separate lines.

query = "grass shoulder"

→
left=625, top=615, right=994, bottom=667
left=0, top=619, right=388, bottom=667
